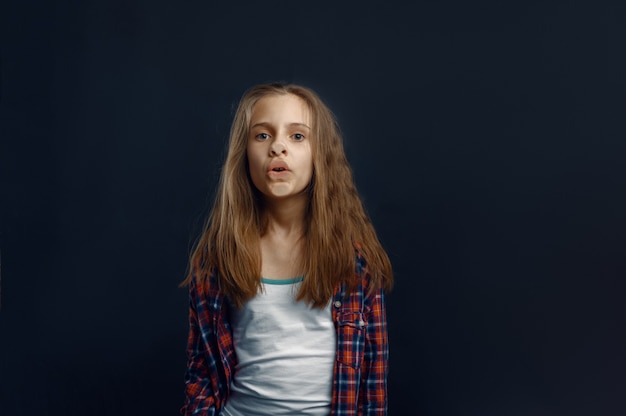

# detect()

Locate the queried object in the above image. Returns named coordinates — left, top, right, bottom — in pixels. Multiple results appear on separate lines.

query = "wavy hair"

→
left=182, top=83, right=393, bottom=308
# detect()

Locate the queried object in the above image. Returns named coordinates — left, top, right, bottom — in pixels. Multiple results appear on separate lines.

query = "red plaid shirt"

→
left=181, top=254, right=389, bottom=415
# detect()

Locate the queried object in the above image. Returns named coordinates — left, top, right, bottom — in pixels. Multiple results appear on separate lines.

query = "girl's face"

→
left=247, top=93, right=313, bottom=202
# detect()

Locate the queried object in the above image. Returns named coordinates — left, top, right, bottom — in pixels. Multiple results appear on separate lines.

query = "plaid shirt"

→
left=181, top=254, right=389, bottom=415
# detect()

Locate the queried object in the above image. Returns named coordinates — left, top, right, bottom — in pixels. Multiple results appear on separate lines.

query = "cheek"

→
left=246, top=148, right=263, bottom=184
left=303, top=152, right=314, bottom=184
left=246, top=145, right=261, bottom=170
left=305, top=145, right=314, bottom=174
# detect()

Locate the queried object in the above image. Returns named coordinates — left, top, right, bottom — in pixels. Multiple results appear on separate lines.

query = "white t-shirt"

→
left=222, top=276, right=336, bottom=416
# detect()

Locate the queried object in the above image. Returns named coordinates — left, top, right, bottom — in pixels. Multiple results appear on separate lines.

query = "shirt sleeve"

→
left=180, top=276, right=221, bottom=416
left=358, top=285, right=389, bottom=415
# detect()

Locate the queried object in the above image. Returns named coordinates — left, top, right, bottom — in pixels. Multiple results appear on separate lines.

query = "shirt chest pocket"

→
left=335, top=311, right=367, bottom=369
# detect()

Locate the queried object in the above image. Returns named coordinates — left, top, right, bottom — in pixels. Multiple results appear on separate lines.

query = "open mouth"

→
left=272, top=167, right=286, bottom=172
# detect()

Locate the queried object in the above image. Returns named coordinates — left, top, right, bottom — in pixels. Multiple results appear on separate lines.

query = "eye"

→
left=292, top=133, right=305, bottom=141
left=255, top=133, right=270, bottom=141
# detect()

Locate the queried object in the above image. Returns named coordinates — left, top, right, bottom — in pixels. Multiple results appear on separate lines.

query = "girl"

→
left=181, top=83, right=393, bottom=415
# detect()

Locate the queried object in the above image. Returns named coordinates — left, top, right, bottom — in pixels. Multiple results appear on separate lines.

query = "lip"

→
left=267, top=160, right=290, bottom=173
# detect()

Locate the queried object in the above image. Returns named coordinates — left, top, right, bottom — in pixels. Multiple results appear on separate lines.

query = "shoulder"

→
left=332, top=247, right=375, bottom=300
left=189, top=266, right=223, bottom=306
left=353, top=243, right=375, bottom=291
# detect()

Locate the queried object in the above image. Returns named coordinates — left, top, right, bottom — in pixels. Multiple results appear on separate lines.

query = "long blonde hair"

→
left=182, top=83, right=393, bottom=308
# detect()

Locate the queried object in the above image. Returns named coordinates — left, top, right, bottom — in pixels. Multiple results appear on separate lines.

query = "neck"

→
left=259, top=196, right=308, bottom=279
left=261, top=195, right=308, bottom=239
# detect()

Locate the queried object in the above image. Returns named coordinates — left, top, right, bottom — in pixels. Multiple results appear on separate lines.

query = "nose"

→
left=269, top=138, right=287, bottom=156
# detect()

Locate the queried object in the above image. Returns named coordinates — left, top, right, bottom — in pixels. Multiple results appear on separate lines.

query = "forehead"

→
left=249, top=93, right=311, bottom=126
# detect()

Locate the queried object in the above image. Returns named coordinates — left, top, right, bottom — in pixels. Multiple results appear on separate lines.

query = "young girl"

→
left=181, top=83, right=393, bottom=415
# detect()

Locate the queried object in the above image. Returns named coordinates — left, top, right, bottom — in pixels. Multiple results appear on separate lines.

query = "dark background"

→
left=1, top=1, right=625, bottom=415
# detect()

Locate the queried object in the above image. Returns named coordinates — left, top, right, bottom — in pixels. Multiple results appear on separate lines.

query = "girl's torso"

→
left=222, top=276, right=336, bottom=416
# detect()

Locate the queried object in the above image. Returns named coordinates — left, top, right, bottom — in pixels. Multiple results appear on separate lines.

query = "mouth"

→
left=268, top=161, right=289, bottom=173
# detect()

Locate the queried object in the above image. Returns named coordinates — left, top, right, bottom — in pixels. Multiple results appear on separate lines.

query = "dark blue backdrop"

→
left=2, top=1, right=625, bottom=415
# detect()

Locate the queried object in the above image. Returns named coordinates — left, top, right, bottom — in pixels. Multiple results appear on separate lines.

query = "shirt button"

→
left=333, top=301, right=341, bottom=308
left=358, top=320, right=365, bottom=327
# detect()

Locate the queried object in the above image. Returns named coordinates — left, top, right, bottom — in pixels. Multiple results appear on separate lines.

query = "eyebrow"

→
left=250, top=122, right=311, bottom=130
